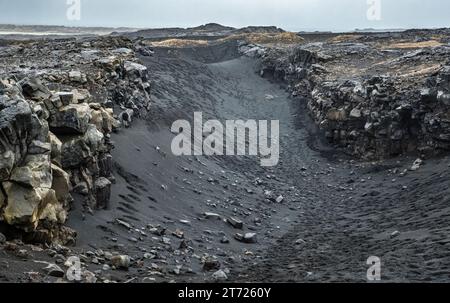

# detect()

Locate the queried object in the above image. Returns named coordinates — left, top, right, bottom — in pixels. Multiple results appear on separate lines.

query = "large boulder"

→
left=326, top=108, right=347, bottom=121
left=68, top=71, right=87, bottom=84
left=43, top=95, right=62, bottom=115
left=9, top=154, right=52, bottom=189
left=61, top=124, right=104, bottom=168
left=123, top=61, right=147, bottom=79
left=55, top=92, right=74, bottom=106
left=0, top=97, right=33, bottom=180
left=1, top=182, right=61, bottom=230
left=94, top=177, right=111, bottom=210
left=95, top=56, right=120, bottom=72
left=38, top=190, right=67, bottom=225
left=98, top=153, right=113, bottom=178
left=49, top=131, right=62, bottom=165
left=72, top=89, right=91, bottom=103
left=89, top=104, right=117, bottom=133
left=51, top=164, right=71, bottom=205
left=30, top=113, right=50, bottom=143
left=83, top=124, right=105, bottom=154
left=28, top=140, right=52, bottom=155
left=49, top=103, right=91, bottom=135
left=20, top=78, right=52, bottom=101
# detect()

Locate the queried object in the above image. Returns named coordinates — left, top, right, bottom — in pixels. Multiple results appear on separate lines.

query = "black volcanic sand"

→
left=2, top=45, right=450, bottom=283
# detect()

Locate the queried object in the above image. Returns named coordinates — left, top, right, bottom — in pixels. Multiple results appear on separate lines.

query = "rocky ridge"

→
left=246, top=30, right=450, bottom=159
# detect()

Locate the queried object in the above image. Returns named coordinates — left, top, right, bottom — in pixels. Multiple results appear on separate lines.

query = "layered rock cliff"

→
left=251, top=31, right=450, bottom=159
left=0, top=37, right=152, bottom=243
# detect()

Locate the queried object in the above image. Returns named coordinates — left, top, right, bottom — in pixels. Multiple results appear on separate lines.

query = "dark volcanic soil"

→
left=2, top=42, right=450, bottom=283
left=142, top=48, right=450, bottom=282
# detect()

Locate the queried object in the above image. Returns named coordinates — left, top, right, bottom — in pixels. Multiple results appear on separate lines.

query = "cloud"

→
left=0, top=0, right=448, bottom=31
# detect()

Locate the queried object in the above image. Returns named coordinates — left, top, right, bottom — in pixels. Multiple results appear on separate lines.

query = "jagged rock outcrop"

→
left=0, top=93, right=69, bottom=240
left=0, top=36, right=151, bottom=244
left=0, top=97, right=33, bottom=180
left=305, top=64, right=450, bottom=159
left=253, top=39, right=450, bottom=159
left=49, top=103, right=91, bottom=135
left=94, top=177, right=111, bottom=210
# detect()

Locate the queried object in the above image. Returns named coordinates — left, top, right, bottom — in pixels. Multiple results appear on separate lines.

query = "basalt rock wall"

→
left=0, top=37, right=153, bottom=243
left=249, top=40, right=450, bottom=160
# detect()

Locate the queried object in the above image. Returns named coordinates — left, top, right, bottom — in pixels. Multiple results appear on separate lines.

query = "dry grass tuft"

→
left=384, top=40, right=443, bottom=49
left=148, top=39, right=209, bottom=48
left=144, top=32, right=304, bottom=48
left=222, top=32, right=304, bottom=45
left=329, top=34, right=363, bottom=43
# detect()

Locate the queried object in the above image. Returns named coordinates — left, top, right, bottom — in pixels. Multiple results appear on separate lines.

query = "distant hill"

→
left=0, top=24, right=136, bottom=35
left=119, top=24, right=286, bottom=40
left=235, top=26, right=284, bottom=34
left=189, top=23, right=235, bottom=31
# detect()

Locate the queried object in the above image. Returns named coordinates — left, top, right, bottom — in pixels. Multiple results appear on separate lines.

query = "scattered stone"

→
left=116, top=219, right=132, bottom=230
left=212, top=269, right=228, bottom=281
left=83, top=270, right=97, bottom=283
left=276, top=195, right=284, bottom=203
left=173, top=265, right=182, bottom=275
left=295, top=239, right=306, bottom=245
left=110, top=255, right=131, bottom=269
left=17, top=249, right=30, bottom=259
left=410, top=158, right=423, bottom=171
left=203, top=212, right=221, bottom=220
left=68, top=71, right=87, bottom=83
left=143, top=253, right=155, bottom=259
left=234, top=233, right=258, bottom=244
left=203, top=258, right=221, bottom=271
left=390, top=231, right=401, bottom=238
left=220, top=236, right=230, bottom=244
left=123, top=61, right=147, bottom=78
left=349, top=108, right=362, bottom=118
left=20, top=78, right=51, bottom=101
left=43, top=263, right=65, bottom=278
left=179, top=240, right=188, bottom=250
left=226, top=217, right=244, bottom=229
left=172, top=229, right=184, bottom=239
left=149, top=226, right=166, bottom=236
left=73, top=182, right=89, bottom=195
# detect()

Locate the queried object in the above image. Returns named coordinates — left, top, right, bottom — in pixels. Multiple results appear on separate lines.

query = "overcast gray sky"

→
left=0, top=0, right=449, bottom=31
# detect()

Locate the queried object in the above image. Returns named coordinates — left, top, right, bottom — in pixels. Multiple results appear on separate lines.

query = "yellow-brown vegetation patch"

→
left=329, top=34, right=363, bottom=43
left=221, top=32, right=304, bottom=45
left=148, top=39, right=209, bottom=48
left=383, top=40, right=443, bottom=49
